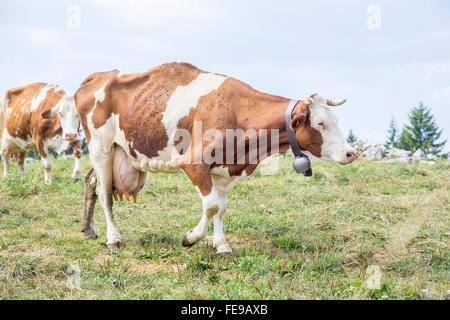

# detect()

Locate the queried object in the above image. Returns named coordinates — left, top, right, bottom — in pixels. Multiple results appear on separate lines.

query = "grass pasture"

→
left=0, top=155, right=448, bottom=299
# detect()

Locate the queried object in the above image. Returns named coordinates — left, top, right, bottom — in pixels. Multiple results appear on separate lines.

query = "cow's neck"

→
left=245, top=93, right=293, bottom=157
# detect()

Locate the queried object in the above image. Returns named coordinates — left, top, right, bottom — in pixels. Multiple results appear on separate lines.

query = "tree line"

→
left=347, top=102, right=447, bottom=156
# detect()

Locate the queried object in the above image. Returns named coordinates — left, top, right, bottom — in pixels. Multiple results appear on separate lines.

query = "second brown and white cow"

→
left=0, top=83, right=81, bottom=184
left=75, top=62, right=356, bottom=252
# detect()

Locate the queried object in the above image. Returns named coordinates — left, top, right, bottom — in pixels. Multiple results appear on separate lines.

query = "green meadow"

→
left=0, top=155, right=448, bottom=299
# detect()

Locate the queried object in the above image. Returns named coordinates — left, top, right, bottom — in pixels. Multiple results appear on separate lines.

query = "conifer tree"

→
left=347, top=129, right=357, bottom=143
left=384, top=117, right=398, bottom=149
left=398, top=102, right=446, bottom=154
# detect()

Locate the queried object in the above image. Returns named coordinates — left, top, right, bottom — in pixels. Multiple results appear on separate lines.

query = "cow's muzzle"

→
left=340, top=150, right=357, bottom=164
left=64, top=133, right=80, bottom=142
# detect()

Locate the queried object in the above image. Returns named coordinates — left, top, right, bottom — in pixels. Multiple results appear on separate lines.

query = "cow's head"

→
left=42, top=94, right=80, bottom=143
left=289, top=94, right=356, bottom=164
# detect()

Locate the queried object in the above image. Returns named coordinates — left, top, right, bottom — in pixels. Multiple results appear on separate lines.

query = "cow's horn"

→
left=326, top=98, right=347, bottom=106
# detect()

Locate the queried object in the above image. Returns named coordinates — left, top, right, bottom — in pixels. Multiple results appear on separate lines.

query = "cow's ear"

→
left=289, top=103, right=309, bottom=131
left=41, top=107, right=57, bottom=119
left=41, top=110, right=53, bottom=119
left=290, top=114, right=306, bottom=130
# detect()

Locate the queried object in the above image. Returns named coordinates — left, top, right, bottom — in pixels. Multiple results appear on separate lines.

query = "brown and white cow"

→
left=75, top=62, right=356, bottom=252
left=0, top=83, right=81, bottom=184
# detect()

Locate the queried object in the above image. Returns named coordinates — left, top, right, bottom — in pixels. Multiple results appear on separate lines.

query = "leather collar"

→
left=284, top=99, right=305, bottom=157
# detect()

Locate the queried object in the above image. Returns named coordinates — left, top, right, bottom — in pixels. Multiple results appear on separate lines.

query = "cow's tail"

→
left=0, top=93, right=8, bottom=151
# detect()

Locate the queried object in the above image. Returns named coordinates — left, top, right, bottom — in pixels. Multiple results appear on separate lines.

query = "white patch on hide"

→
left=1, top=129, right=34, bottom=151
left=210, top=166, right=247, bottom=195
left=29, top=85, right=57, bottom=112
left=86, top=73, right=229, bottom=175
left=130, top=72, right=227, bottom=173
left=86, top=82, right=117, bottom=155
left=162, top=72, right=226, bottom=140
left=94, top=83, right=107, bottom=103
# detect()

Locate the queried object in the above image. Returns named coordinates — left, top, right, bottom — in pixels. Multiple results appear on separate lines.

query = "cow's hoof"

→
left=214, top=243, right=232, bottom=254
left=71, top=173, right=81, bottom=180
left=81, top=227, right=98, bottom=240
left=181, top=233, right=194, bottom=247
left=107, top=239, right=123, bottom=249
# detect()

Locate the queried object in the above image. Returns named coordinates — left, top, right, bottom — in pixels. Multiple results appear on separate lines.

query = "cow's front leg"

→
left=210, top=165, right=254, bottom=253
left=81, top=168, right=98, bottom=240
left=41, top=156, right=52, bottom=185
left=90, top=147, right=122, bottom=249
left=17, top=152, right=25, bottom=178
left=180, top=163, right=227, bottom=250
left=213, top=209, right=232, bottom=253
left=2, top=149, right=9, bottom=178
left=71, top=140, right=82, bottom=180
left=36, top=138, right=53, bottom=184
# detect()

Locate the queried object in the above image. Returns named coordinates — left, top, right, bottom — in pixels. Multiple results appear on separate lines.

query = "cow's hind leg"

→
left=90, top=147, right=122, bottom=249
left=180, top=163, right=228, bottom=251
left=17, top=152, right=25, bottom=178
left=81, top=168, right=98, bottom=240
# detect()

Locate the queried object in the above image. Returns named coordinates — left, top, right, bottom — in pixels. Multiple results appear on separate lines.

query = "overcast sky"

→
left=1, top=0, right=449, bottom=151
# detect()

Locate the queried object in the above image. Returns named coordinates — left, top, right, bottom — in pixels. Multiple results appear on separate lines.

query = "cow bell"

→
left=292, top=156, right=312, bottom=176
left=285, top=99, right=313, bottom=177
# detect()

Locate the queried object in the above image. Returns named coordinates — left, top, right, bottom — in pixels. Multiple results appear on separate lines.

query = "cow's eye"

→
left=318, top=122, right=325, bottom=128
